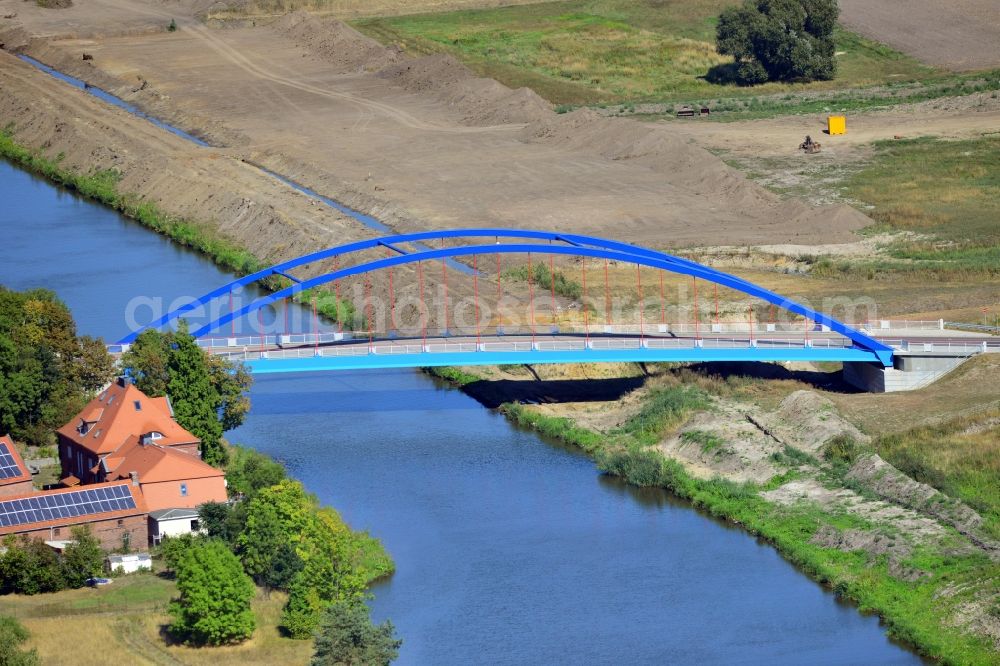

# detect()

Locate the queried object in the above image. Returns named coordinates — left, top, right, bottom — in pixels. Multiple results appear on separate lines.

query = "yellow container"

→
left=828, top=115, right=846, bottom=135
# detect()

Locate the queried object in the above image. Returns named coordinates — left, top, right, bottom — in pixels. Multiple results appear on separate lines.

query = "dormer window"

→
left=78, top=421, right=90, bottom=435
left=140, top=431, right=164, bottom=446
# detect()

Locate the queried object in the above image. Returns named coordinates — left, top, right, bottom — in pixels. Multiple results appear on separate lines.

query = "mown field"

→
left=352, top=0, right=998, bottom=116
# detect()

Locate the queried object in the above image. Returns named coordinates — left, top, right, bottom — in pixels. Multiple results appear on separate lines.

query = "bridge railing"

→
left=207, top=335, right=862, bottom=362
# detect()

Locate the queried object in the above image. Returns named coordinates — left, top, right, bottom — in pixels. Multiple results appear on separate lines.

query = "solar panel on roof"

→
left=0, top=485, right=137, bottom=528
left=0, top=442, right=23, bottom=480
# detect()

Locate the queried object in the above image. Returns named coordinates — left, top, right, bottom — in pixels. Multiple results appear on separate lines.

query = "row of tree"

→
left=162, top=446, right=399, bottom=662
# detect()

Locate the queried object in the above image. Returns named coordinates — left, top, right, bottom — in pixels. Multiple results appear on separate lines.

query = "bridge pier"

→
left=843, top=350, right=975, bottom=392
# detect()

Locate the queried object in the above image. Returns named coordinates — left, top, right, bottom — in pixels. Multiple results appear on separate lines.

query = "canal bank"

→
left=429, top=362, right=1000, bottom=665
left=0, top=156, right=930, bottom=663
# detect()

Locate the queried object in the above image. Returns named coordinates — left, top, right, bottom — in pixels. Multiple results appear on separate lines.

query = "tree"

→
left=119, top=323, right=253, bottom=467
left=311, top=602, right=401, bottom=666
left=197, top=501, right=247, bottom=547
left=167, top=321, right=227, bottom=466
left=237, top=481, right=372, bottom=638
left=225, top=446, right=286, bottom=498
left=716, top=0, right=839, bottom=85
left=61, top=526, right=105, bottom=588
left=0, top=616, right=40, bottom=666
left=0, top=287, right=115, bottom=445
left=168, top=539, right=256, bottom=645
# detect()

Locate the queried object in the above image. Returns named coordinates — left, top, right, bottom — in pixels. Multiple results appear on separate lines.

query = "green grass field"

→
left=353, top=0, right=982, bottom=114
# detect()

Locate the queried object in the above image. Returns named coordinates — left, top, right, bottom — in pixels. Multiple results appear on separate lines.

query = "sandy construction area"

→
left=839, top=0, right=1000, bottom=71
left=1, top=2, right=872, bottom=251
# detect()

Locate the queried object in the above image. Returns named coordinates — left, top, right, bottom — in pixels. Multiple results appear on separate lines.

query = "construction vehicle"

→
left=799, top=135, right=822, bottom=154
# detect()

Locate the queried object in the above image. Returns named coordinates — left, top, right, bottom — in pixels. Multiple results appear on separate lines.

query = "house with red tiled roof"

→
left=102, top=435, right=227, bottom=513
left=57, top=377, right=201, bottom=485
left=0, top=435, right=34, bottom=498
left=0, top=480, right=148, bottom=551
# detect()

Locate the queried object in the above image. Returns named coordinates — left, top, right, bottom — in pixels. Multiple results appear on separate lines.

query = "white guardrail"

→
left=205, top=336, right=859, bottom=362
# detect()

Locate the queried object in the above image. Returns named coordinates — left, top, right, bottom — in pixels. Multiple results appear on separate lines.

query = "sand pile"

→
left=377, top=52, right=550, bottom=125
left=518, top=108, right=870, bottom=235
left=270, top=12, right=402, bottom=73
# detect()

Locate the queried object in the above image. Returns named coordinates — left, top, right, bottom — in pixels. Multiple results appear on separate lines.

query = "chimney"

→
left=129, top=471, right=140, bottom=487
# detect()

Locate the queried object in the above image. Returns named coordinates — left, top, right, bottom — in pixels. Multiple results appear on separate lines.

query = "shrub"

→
left=822, top=434, right=865, bottom=465
left=0, top=616, right=39, bottom=666
left=716, top=0, right=838, bottom=85
left=0, top=537, right=65, bottom=595
left=60, top=526, right=105, bottom=588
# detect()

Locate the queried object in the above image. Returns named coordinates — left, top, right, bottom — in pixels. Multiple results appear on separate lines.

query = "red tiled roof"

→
left=0, top=480, right=147, bottom=536
left=0, top=435, right=32, bottom=487
left=57, top=381, right=200, bottom=456
left=107, top=437, right=223, bottom=484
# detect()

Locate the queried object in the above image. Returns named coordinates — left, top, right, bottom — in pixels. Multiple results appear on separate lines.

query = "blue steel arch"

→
left=120, top=229, right=893, bottom=367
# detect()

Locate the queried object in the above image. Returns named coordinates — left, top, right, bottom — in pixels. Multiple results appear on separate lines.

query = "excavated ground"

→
left=1, top=2, right=872, bottom=254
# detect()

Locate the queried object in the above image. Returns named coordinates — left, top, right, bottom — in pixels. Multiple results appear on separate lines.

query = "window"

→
left=180, top=483, right=188, bottom=497
left=191, top=519, right=200, bottom=532
left=117, top=519, right=124, bottom=527
left=133, top=401, right=142, bottom=411
left=53, top=528, right=61, bottom=536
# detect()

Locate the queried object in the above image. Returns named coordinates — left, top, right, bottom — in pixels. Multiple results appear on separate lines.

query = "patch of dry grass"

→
left=0, top=575, right=313, bottom=665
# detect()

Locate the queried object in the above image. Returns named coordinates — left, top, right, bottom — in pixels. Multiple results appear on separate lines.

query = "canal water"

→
left=0, top=159, right=922, bottom=664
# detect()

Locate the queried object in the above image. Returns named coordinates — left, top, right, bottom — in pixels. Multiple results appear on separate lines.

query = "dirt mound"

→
left=748, top=390, right=870, bottom=454
left=270, top=11, right=402, bottom=73
left=846, top=454, right=996, bottom=553
left=378, top=52, right=551, bottom=125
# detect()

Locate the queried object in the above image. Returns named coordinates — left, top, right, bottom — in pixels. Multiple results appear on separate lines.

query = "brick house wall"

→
left=0, top=479, right=35, bottom=497
left=5, top=513, right=148, bottom=551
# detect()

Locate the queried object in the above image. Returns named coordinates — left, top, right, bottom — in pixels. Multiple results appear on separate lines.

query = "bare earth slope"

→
left=2, top=4, right=871, bottom=249
left=839, top=0, right=1000, bottom=71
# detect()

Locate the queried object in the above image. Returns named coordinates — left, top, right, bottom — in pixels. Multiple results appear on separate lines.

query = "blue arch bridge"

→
left=109, top=229, right=914, bottom=383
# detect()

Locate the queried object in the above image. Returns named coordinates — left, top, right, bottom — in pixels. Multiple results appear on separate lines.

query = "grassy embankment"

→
left=354, top=0, right=999, bottom=119
left=0, top=573, right=315, bottom=665
left=428, top=363, right=1000, bottom=665
left=751, top=134, right=1000, bottom=323
left=0, top=125, right=355, bottom=327
left=822, top=135, right=1000, bottom=279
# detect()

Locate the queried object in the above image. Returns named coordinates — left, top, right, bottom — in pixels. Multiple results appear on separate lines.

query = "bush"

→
left=60, top=526, right=105, bottom=588
left=0, top=537, right=65, bottom=595
left=716, top=0, right=838, bottom=85
left=822, top=434, right=865, bottom=465
left=0, top=616, right=39, bottom=666
left=168, top=539, right=256, bottom=645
